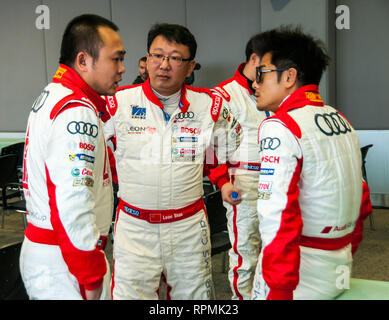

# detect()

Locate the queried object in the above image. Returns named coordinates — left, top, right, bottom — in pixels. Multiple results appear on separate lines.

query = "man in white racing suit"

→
left=104, top=23, right=242, bottom=300
left=19, top=14, right=126, bottom=300
left=208, top=35, right=272, bottom=300
left=250, top=26, right=372, bottom=300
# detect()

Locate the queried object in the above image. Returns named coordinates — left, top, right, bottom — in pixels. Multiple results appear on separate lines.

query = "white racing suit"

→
left=252, top=85, right=372, bottom=300
left=20, top=65, right=113, bottom=300
left=209, top=63, right=271, bottom=300
left=104, top=79, right=242, bottom=299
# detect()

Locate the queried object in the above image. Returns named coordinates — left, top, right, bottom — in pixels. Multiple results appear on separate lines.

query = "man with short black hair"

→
left=132, top=56, right=148, bottom=84
left=250, top=26, right=372, bottom=300
left=208, top=33, right=272, bottom=300
left=105, top=23, right=242, bottom=300
left=20, top=14, right=126, bottom=300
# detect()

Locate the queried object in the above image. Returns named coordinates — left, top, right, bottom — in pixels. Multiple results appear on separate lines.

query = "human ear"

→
left=284, top=68, right=298, bottom=89
left=74, top=51, right=92, bottom=72
left=185, top=60, right=197, bottom=78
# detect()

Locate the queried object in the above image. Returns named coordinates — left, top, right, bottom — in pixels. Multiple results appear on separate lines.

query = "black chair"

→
left=0, top=241, right=28, bottom=300
left=360, top=144, right=374, bottom=230
left=203, top=181, right=231, bottom=273
left=1, top=142, right=25, bottom=182
left=1, top=142, right=25, bottom=167
left=0, top=154, right=26, bottom=229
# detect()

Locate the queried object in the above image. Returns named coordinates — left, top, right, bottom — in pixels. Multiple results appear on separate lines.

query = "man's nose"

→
left=160, top=56, right=171, bottom=69
left=119, top=61, right=126, bottom=74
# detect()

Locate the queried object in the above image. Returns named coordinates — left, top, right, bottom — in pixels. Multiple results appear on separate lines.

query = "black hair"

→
left=147, top=23, right=197, bottom=60
left=245, top=33, right=262, bottom=62
left=59, top=14, right=119, bottom=67
left=139, top=56, right=147, bottom=63
left=252, top=25, right=330, bottom=85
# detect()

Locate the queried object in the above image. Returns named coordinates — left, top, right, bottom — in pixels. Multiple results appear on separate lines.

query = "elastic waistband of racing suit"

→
left=24, top=223, right=108, bottom=250
left=118, top=197, right=205, bottom=224
left=300, top=233, right=352, bottom=251
left=227, top=161, right=261, bottom=172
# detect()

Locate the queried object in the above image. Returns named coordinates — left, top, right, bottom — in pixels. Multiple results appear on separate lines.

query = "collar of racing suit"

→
left=141, top=78, right=190, bottom=114
left=52, top=64, right=110, bottom=122
left=234, top=62, right=254, bottom=95
left=268, top=84, right=325, bottom=139
left=276, top=84, right=325, bottom=114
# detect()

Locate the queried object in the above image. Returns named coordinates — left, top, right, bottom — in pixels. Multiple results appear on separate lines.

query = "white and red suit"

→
left=209, top=63, right=271, bottom=300
left=20, top=65, right=113, bottom=300
left=252, top=85, right=372, bottom=300
left=104, top=79, right=242, bottom=300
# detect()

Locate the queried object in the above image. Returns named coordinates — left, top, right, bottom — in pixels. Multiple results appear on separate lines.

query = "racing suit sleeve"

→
left=46, top=106, right=107, bottom=290
left=203, top=144, right=230, bottom=189
left=351, top=180, right=372, bottom=255
left=257, top=119, right=303, bottom=300
left=102, top=101, right=118, bottom=184
left=210, top=95, right=242, bottom=173
left=207, top=163, right=230, bottom=189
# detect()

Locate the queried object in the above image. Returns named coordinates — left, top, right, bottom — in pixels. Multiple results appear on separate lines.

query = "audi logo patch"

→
left=314, top=112, right=351, bottom=136
left=175, top=112, right=194, bottom=120
left=259, top=137, right=281, bottom=152
left=67, top=121, right=98, bottom=138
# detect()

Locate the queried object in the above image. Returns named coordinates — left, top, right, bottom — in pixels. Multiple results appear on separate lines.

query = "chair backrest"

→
left=360, top=144, right=373, bottom=182
left=0, top=241, right=28, bottom=300
left=0, top=154, right=18, bottom=187
left=361, top=144, right=373, bottom=160
left=1, top=142, right=25, bottom=168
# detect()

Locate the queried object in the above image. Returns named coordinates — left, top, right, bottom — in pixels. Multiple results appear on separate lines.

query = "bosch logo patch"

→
left=261, top=155, right=280, bottom=164
left=314, top=112, right=352, bottom=136
left=67, top=121, right=98, bottom=138
left=79, top=142, right=95, bottom=151
left=181, top=127, right=201, bottom=135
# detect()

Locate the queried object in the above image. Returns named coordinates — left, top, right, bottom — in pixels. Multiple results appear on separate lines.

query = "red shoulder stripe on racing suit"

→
left=262, top=157, right=303, bottom=300
left=104, top=95, right=119, bottom=116
left=45, top=164, right=107, bottom=290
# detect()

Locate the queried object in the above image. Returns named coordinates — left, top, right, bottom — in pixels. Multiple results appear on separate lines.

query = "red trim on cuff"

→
left=84, top=278, right=104, bottom=291
left=267, top=288, right=293, bottom=300
left=216, top=176, right=230, bottom=189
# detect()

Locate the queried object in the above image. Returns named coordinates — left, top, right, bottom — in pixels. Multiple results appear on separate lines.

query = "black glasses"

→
left=256, top=66, right=288, bottom=83
left=148, top=53, right=192, bottom=67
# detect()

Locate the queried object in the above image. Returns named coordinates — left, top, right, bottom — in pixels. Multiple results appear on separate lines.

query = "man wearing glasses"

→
left=104, top=23, right=242, bottom=300
left=250, top=26, right=372, bottom=300
left=207, top=34, right=272, bottom=300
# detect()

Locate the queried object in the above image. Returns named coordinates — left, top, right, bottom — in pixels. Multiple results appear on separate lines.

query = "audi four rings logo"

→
left=259, top=137, right=281, bottom=152
left=314, top=112, right=351, bottom=136
left=175, top=112, right=194, bottom=120
left=67, top=121, right=98, bottom=138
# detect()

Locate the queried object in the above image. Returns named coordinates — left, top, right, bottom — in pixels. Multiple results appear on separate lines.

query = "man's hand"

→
left=220, top=182, right=243, bottom=205
left=85, top=285, right=103, bottom=300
